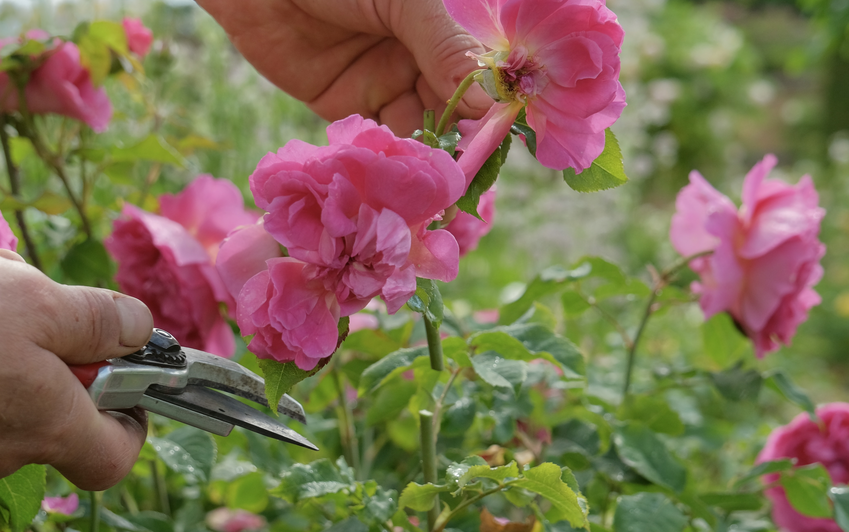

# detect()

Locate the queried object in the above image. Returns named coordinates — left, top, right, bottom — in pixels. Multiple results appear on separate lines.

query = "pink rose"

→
left=444, top=0, right=626, bottom=184
left=757, top=403, right=849, bottom=532
left=106, top=176, right=258, bottom=357
left=206, top=508, right=266, bottom=532
left=41, top=493, right=79, bottom=516
left=445, top=187, right=496, bottom=256
left=217, top=115, right=465, bottom=369
left=0, top=209, right=18, bottom=251
left=0, top=32, right=111, bottom=132
left=122, top=18, right=153, bottom=57
left=670, top=154, right=825, bottom=358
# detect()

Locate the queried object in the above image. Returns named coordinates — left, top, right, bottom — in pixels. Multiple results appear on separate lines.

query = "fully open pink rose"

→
left=0, top=33, right=111, bottom=132
left=122, top=18, right=153, bottom=57
left=41, top=493, right=79, bottom=516
left=250, top=114, right=464, bottom=314
left=0, top=209, right=17, bottom=251
left=758, top=403, right=849, bottom=532
left=444, top=0, right=626, bottom=184
left=670, top=155, right=825, bottom=358
left=446, top=187, right=496, bottom=256
left=106, top=176, right=258, bottom=357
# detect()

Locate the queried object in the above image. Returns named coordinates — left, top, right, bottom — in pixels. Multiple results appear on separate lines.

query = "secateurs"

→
left=69, top=328, right=318, bottom=451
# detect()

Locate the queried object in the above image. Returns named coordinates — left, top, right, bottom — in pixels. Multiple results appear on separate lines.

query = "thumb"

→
left=394, top=0, right=493, bottom=119
left=7, top=260, right=154, bottom=363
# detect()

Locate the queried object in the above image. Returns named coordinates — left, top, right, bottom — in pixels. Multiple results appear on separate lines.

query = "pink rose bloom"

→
left=757, top=403, right=849, bottom=532
left=670, top=154, right=825, bottom=358
left=444, top=0, right=626, bottom=185
left=122, top=18, right=153, bottom=57
left=206, top=508, right=266, bottom=532
left=106, top=176, right=258, bottom=357
left=0, top=32, right=111, bottom=132
left=0, top=209, right=18, bottom=251
left=217, top=115, right=465, bottom=369
left=41, top=493, right=79, bottom=516
left=445, top=187, right=496, bottom=256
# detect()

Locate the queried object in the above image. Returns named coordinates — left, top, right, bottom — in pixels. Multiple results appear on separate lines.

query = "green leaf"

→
left=77, top=34, right=111, bottom=86
left=471, top=323, right=585, bottom=379
left=613, top=422, right=686, bottom=493
left=702, top=313, right=750, bottom=367
left=781, top=463, right=832, bottom=518
left=618, top=395, right=684, bottom=436
left=259, top=357, right=328, bottom=415
left=61, top=239, right=114, bottom=286
left=149, top=427, right=216, bottom=483
left=89, top=20, right=129, bottom=56
left=699, top=492, right=764, bottom=512
left=342, top=329, right=402, bottom=358
left=561, top=290, right=592, bottom=318
left=30, top=191, right=73, bottom=215
left=359, top=486, right=398, bottom=524
left=612, top=492, right=688, bottom=532
left=99, top=507, right=150, bottom=532
left=511, top=108, right=537, bottom=157
left=110, top=135, right=186, bottom=167
left=407, top=278, right=444, bottom=327
left=438, top=126, right=461, bottom=156
left=272, top=459, right=353, bottom=503
left=365, top=378, right=417, bottom=426
left=709, top=363, right=762, bottom=402
left=829, top=486, right=849, bottom=532
left=325, top=518, right=368, bottom=532
left=398, top=483, right=450, bottom=512
left=0, top=464, right=45, bottom=532
left=358, top=346, right=428, bottom=393
left=499, top=263, right=592, bottom=325
left=447, top=459, right=519, bottom=492
left=471, top=352, right=528, bottom=393
left=733, top=458, right=796, bottom=488
left=443, top=336, right=472, bottom=368
left=514, top=463, right=586, bottom=527
left=456, top=133, right=511, bottom=218
left=562, top=129, right=627, bottom=192
left=226, top=471, right=268, bottom=513
left=765, top=370, right=817, bottom=419
left=441, top=396, right=476, bottom=437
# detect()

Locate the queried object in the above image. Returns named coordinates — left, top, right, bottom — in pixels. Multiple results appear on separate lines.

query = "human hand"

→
left=195, top=0, right=493, bottom=137
left=0, top=250, right=154, bottom=490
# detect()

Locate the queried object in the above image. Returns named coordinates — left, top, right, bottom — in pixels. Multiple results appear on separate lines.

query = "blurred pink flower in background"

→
left=0, top=209, right=18, bottom=251
left=670, top=154, right=825, bottom=358
left=206, top=508, right=266, bottom=532
left=122, top=17, right=153, bottom=57
left=443, top=0, right=626, bottom=185
left=0, top=31, right=111, bottom=131
left=217, top=115, right=465, bottom=370
left=41, top=493, right=78, bottom=516
left=445, top=187, right=496, bottom=256
left=757, top=403, right=849, bottom=532
left=107, top=176, right=258, bottom=357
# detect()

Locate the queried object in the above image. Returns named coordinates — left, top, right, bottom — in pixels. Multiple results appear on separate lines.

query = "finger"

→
left=46, top=369, right=148, bottom=490
left=8, top=265, right=153, bottom=363
left=0, top=249, right=25, bottom=262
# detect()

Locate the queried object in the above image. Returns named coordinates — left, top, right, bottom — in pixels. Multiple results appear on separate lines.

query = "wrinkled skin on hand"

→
left=196, top=0, right=492, bottom=137
left=0, top=250, right=153, bottom=490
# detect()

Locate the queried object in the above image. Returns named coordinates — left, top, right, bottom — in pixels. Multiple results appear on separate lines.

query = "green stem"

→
left=89, top=491, right=100, bottom=532
left=420, top=410, right=439, bottom=531
left=423, top=109, right=436, bottom=133
left=435, top=69, right=484, bottom=137
left=622, top=250, right=713, bottom=401
left=0, top=114, right=42, bottom=269
left=150, top=460, right=171, bottom=516
left=432, top=367, right=462, bottom=436
left=333, top=367, right=361, bottom=474
left=424, top=315, right=445, bottom=372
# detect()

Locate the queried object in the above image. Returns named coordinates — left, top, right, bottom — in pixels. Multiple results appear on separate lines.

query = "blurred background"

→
left=2, top=0, right=848, bottom=400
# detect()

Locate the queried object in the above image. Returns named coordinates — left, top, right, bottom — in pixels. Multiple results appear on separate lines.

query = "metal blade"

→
left=181, top=347, right=307, bottom=424
left=145, top=385, right=318, bottom=451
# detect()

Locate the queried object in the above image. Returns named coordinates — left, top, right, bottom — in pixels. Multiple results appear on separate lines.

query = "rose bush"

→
left=0, top=210, right=17, bottom=251
left=0, top=31, right=111, bottom=131
left=122, top=17, right=153, bottom=57
left=217, top=114, right=466, bottom=369
left=670, top=154, right=826, bottom=357
left=444, top=0, right=626, bottom=182
left=106, top=175, right=258, bottom=356
left=757, top=403, right=849, bottom=532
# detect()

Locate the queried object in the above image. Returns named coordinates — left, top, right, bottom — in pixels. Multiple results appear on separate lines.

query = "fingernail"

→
left=115, top=296, right=153, bottom=348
